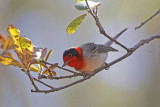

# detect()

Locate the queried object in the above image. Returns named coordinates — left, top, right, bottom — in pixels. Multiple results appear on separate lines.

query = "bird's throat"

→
left=68, top=56, right=85, bottom=70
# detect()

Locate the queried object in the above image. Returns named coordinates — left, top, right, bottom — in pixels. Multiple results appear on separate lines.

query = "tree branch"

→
left=107, top=33, right=160, bottom=67
left=31, top=31, right=160, bottom=93
left=135, top=8, right=160, bottom=30
left=31, top=75, right=91, bottom=93
left=32, top=77, right=55, bottom=89
left=85, top=0, right=130, bottom=52
left=38, top=74, right=80, bottom=80
left=24, top=69, right=39, bottom=91
left=28, top=1, right=160, bottom=94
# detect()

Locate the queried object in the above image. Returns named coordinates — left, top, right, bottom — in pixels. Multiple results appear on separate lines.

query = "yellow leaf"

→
left=0, top=56, right=24, bottom=68
left=8, top=25, right=20, bottom=36
left=45, top=49, right=53, bottom=61
left=0, top=56, right=41, bottom=74
left=8, top=24, right=21, bottom=52
left=38, top=63, right=43, bottom=71
left=30, top=65, right=39, bottom=72
left=7, top=24, right=33, bottom=67
left=66, top=13, right=88, bottom=34
left=76, top=0, right=84, bottom=2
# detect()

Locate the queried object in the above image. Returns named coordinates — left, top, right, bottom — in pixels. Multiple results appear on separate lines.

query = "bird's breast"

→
left=79, top=53, right=108, bottom=73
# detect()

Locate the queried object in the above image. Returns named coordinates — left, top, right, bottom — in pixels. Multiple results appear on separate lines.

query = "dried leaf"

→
left=0, top=56, right=24, bottom=68
left=3, top=36, right=13, bottom=50
left=3, top=52, right=14, bottom=58
left=67, top=13, right=88, bottom=34
left=51, top=71, right=56, bottom=76
left=0, top=34, right=13, bottom=50
left=0, top=34, right=6, bottom=48
left=42, top=63, right=58, bottom=76
left=41, top=48, right=47, bottom=60
left=45, top=49, right=53, bottom=61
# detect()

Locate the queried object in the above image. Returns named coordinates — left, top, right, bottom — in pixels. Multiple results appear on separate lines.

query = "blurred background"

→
left=0, top=0, right=160, bottom=107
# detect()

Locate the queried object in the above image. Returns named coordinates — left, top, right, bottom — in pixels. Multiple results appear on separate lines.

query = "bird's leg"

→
left=81, top=72, right=89, bottom=77
left=105, top=62, right=110, bottom=70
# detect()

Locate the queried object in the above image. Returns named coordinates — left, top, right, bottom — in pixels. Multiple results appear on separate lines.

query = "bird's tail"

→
left=104, top=28, right=127, bottom=47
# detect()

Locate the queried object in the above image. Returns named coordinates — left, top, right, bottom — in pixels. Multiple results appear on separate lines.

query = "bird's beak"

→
left=62, top=61, right=69, bottom=67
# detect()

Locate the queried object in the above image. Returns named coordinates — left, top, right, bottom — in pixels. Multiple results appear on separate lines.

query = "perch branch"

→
left=38, top=74, right=80, bottom=80
left=31, top=32, right=160, bottom=93
left=31, top=75, right=91, bottom=93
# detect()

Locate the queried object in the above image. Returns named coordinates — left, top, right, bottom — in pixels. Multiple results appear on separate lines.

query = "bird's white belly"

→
left=80, top=53, right=107, bottom=73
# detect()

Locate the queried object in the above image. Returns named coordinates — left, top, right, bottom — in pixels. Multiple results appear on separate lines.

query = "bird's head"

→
left=62, top=47, right=84, bottom=70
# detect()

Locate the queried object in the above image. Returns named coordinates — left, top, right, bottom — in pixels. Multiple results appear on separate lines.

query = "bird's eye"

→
left=68, top=53, right=72, bottom=58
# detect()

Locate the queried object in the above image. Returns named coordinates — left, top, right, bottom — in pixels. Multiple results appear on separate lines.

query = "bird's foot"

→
left=105, top=62, right=110, bottom=70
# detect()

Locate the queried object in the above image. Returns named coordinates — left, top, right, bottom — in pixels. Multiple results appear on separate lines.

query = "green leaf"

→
left=66, top=13, right=88, bottom=34
left=76, top=0, right=85, bottom=2
left=19, top=37, right=33, bottom=52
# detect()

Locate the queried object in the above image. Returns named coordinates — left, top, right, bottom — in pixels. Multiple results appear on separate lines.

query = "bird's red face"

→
left=62, top=47, right=84, bottom=70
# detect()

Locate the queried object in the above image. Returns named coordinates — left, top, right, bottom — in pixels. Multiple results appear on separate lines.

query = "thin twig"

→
left=31, top=75, right=92, bottom=93
left=135, top=9, right=160, bottom=30
left=42, top=60, right=83, bottom=76
left=46, top=67, right=54, bottom=79
left=33, top=77, right=55, bottom=89
left=53, top=74, right=79, bottom=79
left=24, top=70, right=39, bottom=91
left=38, top=74, right=80, bottom=80
left=85, top=0, right=130, bottom=52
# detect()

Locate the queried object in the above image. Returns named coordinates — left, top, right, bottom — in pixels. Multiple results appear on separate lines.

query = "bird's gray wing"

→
left=80, top=43, right=98, bottom=53
left=80, top=43, right=117, bottom=54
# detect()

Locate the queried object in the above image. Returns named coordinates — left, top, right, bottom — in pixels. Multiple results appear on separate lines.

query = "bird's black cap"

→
left=63, top=48, right=79, bottom=58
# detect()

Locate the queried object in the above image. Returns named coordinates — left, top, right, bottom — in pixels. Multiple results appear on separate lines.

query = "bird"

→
left=62, top=34, right=120, bottom=73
